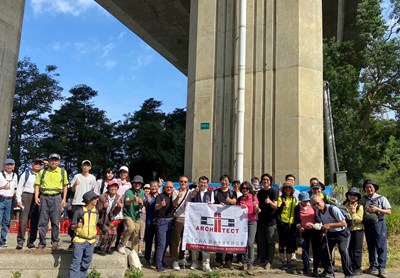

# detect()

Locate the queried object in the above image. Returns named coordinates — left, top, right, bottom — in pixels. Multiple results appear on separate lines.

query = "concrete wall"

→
left=185, top=0, right=324, bottom=185
left=0, top=0, right=25, bottom=163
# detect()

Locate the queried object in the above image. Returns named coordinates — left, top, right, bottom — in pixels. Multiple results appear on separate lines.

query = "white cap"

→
left=119, top=166, right=129, bottom=173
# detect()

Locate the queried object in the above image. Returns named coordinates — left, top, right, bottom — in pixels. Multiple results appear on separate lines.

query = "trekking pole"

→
left=323, top=232, right=335, bottom=278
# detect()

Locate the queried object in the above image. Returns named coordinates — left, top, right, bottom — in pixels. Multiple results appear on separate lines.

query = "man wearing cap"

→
left=0, top=158, right=18, bottom=247
left=69, top=190, right=99, bottom=278
left=117, top=175, right=145, bottom=254
left=35, top=153, right=69, bottom=250
left=309, top=178, right=335, bottom=204
left=15, top=158, right=44, bottom=249
left=360, top=179, right=391, bottom=278
left=68, top=160, right=97, bottom=248
left=96, top=179, right=123, bottom=255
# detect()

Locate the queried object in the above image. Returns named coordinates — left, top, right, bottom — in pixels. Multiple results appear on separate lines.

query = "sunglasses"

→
left=165, top=186, right=173, bottom=189
left=242, top=187, right=249, bottom=190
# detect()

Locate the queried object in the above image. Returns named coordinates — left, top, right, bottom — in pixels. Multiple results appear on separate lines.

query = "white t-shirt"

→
left=0, top=171, right=18, bottom=197
left=16, top=170, right=38, bottom=202
left=70, top=173, right=96, bottom=205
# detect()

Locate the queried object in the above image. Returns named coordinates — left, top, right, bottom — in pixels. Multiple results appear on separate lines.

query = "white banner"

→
left=182, top=203, right=248, bottom=253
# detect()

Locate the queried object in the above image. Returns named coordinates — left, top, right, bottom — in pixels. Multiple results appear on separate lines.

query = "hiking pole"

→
left=323, top=232, right=335, bottom=278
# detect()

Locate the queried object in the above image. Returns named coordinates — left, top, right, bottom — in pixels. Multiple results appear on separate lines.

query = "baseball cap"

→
left=81, top=160, right=92, bottom=166
left=119, top=166, right=129, bottom=173
left=48, top=153, right=61, bottom=160
left=4, top=158, right=15, bottom=165
left=107, top=179, right=119, bottom=188
left=132, top=175, right=144, bottom=184
left=143, top=184, right=150, bottom=189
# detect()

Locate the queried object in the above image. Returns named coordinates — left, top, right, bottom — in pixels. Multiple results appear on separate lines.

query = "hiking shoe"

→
left=117, top=244, right=126, bottom=254
left=364, top=267, right=379, bottom=275
left=16, top=244, right=23, bottom=250
left=353, top=269, right=362, bottom=276
left=190, top=261, right=199, bottom=270
left=97, top=250, right=107, bottom=256
left=173, top=260, right=181, bottom=271
left=27, top=243, right=35, bottom=249
left=157, top=267, right=166, bottom=272
left=379, top=269, right=388, bottom=278
left=264, top=262, right=272, bottom=270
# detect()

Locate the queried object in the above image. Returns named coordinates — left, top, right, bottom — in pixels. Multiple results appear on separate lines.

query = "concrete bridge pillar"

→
left=185, top=0, right=324, bottom=184
left=0, top=0, right=25, bottom=162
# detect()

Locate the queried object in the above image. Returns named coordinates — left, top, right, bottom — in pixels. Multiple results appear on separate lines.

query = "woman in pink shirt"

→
left=237, top=181, right=260, bottom=275
left=294, top=191, right=321, bottom=276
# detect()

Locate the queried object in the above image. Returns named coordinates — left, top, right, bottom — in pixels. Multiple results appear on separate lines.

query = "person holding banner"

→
left=189, top=176, right=214, bottom=272
left=256, top=173, right=278, bottom=269
left=237, top=181, right=260, bottom=275
left=154, top=181, right=175, bottom=272
left=213, top=175, right=237, bottom=269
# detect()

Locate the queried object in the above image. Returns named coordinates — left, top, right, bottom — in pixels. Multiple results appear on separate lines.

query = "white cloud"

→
left=131, top=54, right=154, bottom=71
left=31, top=0, right=97, bottom=16
left=104, top=59, right=117, bottom=69
left=101, top=43, right=115, bottom=57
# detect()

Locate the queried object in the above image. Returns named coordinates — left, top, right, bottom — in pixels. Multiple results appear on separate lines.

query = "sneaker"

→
left=203, top=263, right=212, bottom=272
left=178, top=259, right=191, bottom=267
left=247, top=264, right=254, bottom=275
left=319, top=271, right=334, bottom=278
left=106, top=249, right=114, bottom=255
left=157, top=267, right=166, bottom=272
left=353, top=269, right=362, bottom=276
left=379, top=269, right=388, bottom=278
left=97, top=250, right=107, bottom=256
left=312, top=271, right=319, bottom=277
left=173, top=260, right=181, bottom=271
left=51, top=243, right=59, bottom=251
left=27, top=243, right=35, bottom=249
left=291, top=253, right=298, bottom=261
left=117, top=244, right=126, bottom=255
left=364, top=267, right=379, bottom=275
left=190, top=261, right=199, bottom=270
left=67, top=243, right=74, bottom=251
left=37, top=245, right=46, bottom=250
left=0, top=243, right=7, bottom=248
left=16, top=244, right=23, bottom=250
left=345, top=276, right=353, bottom=278
left=264, top=262, right=272, bottom=270
left=225, top=261, right=234, bottom=270
left=138, top=251, right=144, bottom=258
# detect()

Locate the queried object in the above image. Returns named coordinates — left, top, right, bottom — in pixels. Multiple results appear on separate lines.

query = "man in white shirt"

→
left=15, top=158, right=44, bottom=249
left=68, top=160, right=96, bottom=248
left=0, top=158, right=18, bottom=247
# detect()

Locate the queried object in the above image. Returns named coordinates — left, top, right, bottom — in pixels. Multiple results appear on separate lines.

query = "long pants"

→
left=322, top=229, right=353, bottom=276
left=364, top=220, right=388, bottom=270
left=38, top=194, right=62, bottom=246
left=17, top=192, right=39, bottom=245
left=144, top=223, right=157, bottom=262
left=193, top=249, right=210, bottom=265
left=114, top=220, right=124, bottom=247
left=98, top=225, right=117, bottom=252
left=121, top=218, right=141, bottom=250
left=216, top=252, right=233, bottom=264
left=0, top=197, right=12, bottom=244
left=277, top=222, right=297, bottom=254
left=155, top=218, right=173, bottom=270
left=256, top=223, right=276, bottom=264
left=138, top=212, right=146, bottom=249
left=245, top=221, right=257, bottom=264
left=349, top=229, right=364, bottom=271
left=171, top=217, right=185, bottom=260
left=69, top=241, right=95, bottom=278
left=300, top=229, right=321, bottom=273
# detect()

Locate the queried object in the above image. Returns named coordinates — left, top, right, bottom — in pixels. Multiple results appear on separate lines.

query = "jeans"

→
left=257, top=223, right=276, bottom=264
left=69, top=241, right=95, bottom=278
left=246, top=221, right=257, bottom=264
left=0, top=197, right=12, bottom=244
left=38, top=194, right=62, bottom=246
left=155, top=218, right=173, bottom=270
left=364, top=220, right=388, bottom=270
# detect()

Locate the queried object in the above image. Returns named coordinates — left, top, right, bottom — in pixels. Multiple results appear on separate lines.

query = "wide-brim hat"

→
left=311, top=181, right=325, bottom=191
left=298, top=191, right=310, bottom=202
left=82, top=191, right=98, bottom=203
left=282, top=182, right=294, bottom=192
left=345, top=187, right=361, bottom=200
left=363, top=179, right=379, bottom=192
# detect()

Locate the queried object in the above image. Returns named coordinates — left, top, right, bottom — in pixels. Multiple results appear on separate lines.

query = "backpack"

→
left=362, top=196, right=383, bottom=224
left=328, top=203, right=355, bottom=228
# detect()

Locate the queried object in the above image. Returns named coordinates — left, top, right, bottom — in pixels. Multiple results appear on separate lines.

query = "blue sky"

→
left=19, top=0, right=188, bottom=121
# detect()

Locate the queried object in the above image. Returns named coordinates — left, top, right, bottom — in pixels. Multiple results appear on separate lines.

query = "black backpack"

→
left=328, top=203, right=356, bottom=228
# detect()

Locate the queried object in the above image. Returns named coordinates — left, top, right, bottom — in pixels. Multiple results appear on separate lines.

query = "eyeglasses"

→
left=348, top=193, right=358, bottom=197
left=165, top=186, right=173, bottom=189
left=33, top=162, right=42, bottom=165
left=242, top=187, right=249, bottom=191
left=179, top=180, right=188, bottom=183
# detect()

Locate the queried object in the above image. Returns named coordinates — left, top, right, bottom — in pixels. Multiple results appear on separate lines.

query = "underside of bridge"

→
left=95, top=0, right=360, bottom=76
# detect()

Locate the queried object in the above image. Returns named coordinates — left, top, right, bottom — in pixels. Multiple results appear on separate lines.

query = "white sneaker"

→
left=117, top=244, right=126, bottom=255
left=190, top=261, right=199, bottom=270
left=173, top=261, right=181, bottom=271
left=291, top=253, right=297, bottom=260
left=178, top=259, right=191, bottom=267
left=203, top=263, right=212, bottom=272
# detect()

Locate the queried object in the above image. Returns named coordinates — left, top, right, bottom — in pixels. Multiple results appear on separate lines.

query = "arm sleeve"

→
left=72, top=209, right=83, bottom=225
left=352, top=205, right=364, bottom=224
left=16, top=173, right=25, bottom=202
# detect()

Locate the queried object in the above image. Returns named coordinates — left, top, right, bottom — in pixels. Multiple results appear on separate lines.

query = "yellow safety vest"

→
left=73, top=207, right=98, bottom=244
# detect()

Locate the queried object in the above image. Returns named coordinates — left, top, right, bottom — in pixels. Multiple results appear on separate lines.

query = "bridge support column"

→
left=185, top=0, right=324, bottom=184
left=0, top=0, right=25, bottom=162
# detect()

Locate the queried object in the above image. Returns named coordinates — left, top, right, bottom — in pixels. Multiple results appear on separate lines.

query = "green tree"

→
left=41, top=84, right=116, bottom=175
left=10, top=57, right=63, bottom=172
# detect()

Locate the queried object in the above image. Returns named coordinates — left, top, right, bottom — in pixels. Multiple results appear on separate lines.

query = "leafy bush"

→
left=87, top=268, right=101, bottom=278
left=124, top=267, right=143, bottom=278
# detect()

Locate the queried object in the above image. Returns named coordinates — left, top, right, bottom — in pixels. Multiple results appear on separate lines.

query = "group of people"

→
left=0, top=155, right=392, bottom=278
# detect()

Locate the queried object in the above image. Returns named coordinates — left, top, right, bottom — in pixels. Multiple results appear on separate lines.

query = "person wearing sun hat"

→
left=96, top=179, right=123, bottom=255
left=69, top=190, right=99, bottom=278
left=294, top=191, right=321, bottom=276
left=343, top=187, right=364, bottom=276
left=359, top=180, right=391, bottom=278
left=276, top=182, right=298, bottom=270
left=309, top=178, right=335, bottom=204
